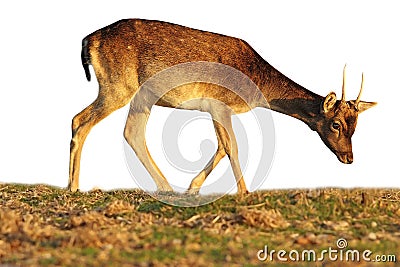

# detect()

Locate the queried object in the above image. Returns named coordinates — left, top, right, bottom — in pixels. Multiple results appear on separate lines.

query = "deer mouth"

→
left=336, top=152, right=354, bottom=164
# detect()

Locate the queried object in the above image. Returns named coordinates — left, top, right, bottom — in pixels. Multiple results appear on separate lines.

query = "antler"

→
left=341, top=64, right=346, bottom=103
left=355, top=72, right=364, bottom=105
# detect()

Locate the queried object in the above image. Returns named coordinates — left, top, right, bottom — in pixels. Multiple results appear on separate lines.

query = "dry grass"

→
left=0, top=183, right=399, bottom=266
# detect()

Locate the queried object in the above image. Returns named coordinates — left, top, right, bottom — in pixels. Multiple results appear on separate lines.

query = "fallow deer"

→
left=69, top=19, right=376, bottom=194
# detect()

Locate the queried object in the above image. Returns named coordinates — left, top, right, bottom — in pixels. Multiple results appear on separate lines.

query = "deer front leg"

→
left=124, top=106, right=173, bottom=192
left=211, top=112, right=249, bottom=195
left=187, top=121, right=226, bottom=194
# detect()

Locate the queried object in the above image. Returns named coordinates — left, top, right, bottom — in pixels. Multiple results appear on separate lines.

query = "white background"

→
left=0, top=1, right=398, bottom=191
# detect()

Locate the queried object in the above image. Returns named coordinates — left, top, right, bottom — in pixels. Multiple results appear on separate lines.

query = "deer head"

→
left=315, top=65, right=377, bottom=164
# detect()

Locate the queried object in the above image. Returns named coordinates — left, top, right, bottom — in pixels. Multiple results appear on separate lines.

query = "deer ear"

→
left=357, top=101, right=377, bottom=113
left=322, top=92, right=337, bottom=113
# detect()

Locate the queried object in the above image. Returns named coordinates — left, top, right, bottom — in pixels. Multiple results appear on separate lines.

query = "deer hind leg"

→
left=69, top=86, right=133, bottom=192
left=187, top=121, right=226, bottom=194
left=211, top=111, right=249, bottom=195
left=124, top=103, right=173, bottom=192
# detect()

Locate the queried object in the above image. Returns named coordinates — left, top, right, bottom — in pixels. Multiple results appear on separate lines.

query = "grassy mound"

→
left=0, top=183, right=399, bottom=266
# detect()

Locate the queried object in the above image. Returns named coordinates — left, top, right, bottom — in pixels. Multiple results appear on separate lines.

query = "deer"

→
left=69, top=19, right=377, bottom=194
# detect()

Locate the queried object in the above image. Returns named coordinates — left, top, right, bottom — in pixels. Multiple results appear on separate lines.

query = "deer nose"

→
left=337, top=152, right=353, bottom=164
left=346, top=153, right=353, bottom=164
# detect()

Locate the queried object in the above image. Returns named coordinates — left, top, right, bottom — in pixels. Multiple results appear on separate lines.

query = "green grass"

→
left=0, top=183, right=399, bottom=266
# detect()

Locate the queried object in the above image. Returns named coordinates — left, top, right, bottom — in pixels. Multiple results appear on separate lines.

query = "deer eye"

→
left=331, top=122, right=341, bottom=131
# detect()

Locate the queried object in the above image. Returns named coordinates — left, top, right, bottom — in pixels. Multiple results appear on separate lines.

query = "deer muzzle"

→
left=336, top=152, right=353, bottom=164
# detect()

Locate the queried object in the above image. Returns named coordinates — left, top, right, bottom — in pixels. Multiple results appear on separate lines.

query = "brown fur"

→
left=69, top=19, right=377, bottom=193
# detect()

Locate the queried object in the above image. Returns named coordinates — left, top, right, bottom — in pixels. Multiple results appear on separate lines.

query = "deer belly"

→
left=154, top=82, right=253, bottom=113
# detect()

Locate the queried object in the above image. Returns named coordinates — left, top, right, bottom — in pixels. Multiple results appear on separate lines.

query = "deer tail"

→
left=81, top=37, right=91, bottom=82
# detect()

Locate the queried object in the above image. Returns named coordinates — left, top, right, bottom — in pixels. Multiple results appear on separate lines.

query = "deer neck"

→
left=256, top=65, right=324, bottom=130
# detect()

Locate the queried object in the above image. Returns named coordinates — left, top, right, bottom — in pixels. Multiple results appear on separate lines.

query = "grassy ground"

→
left=0, top=183, right=399, bottom=266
